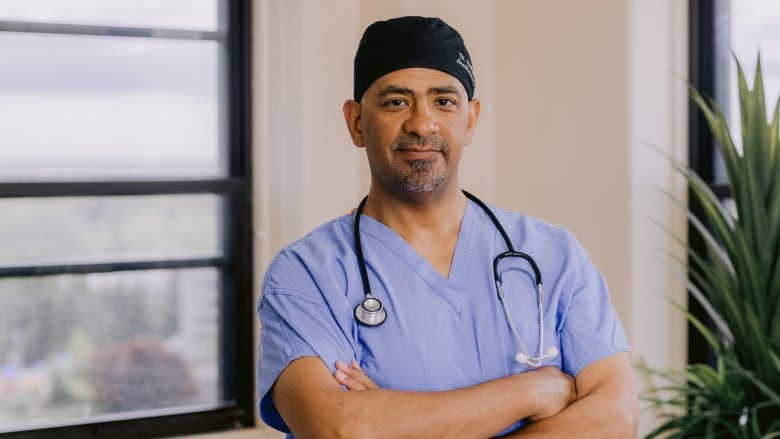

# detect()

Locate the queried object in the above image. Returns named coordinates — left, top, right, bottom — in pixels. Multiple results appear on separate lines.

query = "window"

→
left=688, top=0, right=780, bottom=364
left=0, top=1, right=254, bottom=437
left=729, top=0, right=780, bottom=129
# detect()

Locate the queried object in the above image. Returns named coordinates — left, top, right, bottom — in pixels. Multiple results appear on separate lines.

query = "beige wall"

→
left=253, top=0, right=689, bottom=435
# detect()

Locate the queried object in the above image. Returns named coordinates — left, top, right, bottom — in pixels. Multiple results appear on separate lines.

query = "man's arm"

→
left=332, top=353, right=637, bottom=438
left=507, top=352, right=638, bottom=438
left=271, top=356, right=575, bottom=439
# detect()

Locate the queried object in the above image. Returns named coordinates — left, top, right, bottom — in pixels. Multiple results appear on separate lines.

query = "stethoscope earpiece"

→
left=515, top=346, right=558, bottom=367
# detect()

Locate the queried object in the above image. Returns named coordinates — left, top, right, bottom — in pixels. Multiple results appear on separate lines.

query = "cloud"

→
left=0, top=91, right=218, bottom=176
left=0, top=0, right=216, bottom=30
left=0, top=33, right=218, bottom=95
left=0, top=4, right=224, bottom=180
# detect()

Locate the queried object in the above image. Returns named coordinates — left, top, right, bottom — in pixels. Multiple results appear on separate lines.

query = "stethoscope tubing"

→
left=352, top=190, right=555, bottom=367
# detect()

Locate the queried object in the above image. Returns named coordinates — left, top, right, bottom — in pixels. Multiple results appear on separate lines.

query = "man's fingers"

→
left=334, top=360, right=379, bottom=390
left=334, top=368, right=368, bottom=390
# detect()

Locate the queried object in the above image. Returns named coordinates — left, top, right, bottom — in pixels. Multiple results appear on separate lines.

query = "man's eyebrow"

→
left=377, top=85, right=461, bottom=97
left=428, top=86, right=460, bottom=95
left=377, top=86, right=414, bottom=97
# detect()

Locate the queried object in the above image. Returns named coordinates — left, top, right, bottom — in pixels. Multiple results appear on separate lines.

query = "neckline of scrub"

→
left=354, top=199, right=479, bottom=294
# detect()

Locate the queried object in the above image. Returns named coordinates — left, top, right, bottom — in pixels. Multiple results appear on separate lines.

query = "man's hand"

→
left=522, top=366, right=576, bottom=421
left=334, top=360, right=379, bottom=390
left=506, top=353, right=639, bottom=438
left=334, top=360, right=575, bottom=422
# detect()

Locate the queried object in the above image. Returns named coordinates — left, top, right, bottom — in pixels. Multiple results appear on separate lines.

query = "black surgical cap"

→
left=353, top=16, right=475, bottom=102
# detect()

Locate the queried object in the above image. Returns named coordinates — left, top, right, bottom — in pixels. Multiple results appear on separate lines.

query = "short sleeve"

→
left=257, top=275, right=357, bottom=432
left=558, top=257, right=630, bottom=377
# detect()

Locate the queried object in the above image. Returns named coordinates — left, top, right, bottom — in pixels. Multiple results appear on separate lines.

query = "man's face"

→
left=344, top=68, right=480, bottom=196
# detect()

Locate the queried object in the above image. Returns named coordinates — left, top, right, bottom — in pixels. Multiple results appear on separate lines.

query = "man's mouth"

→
left=395, top=148, right=441, bottom=159
left=391, top=136, right=448, bottom=154
left=397, top=147, right=440, bottom=153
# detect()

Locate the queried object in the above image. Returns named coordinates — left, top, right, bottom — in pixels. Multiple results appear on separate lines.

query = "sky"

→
left=0, top=0, right=216, bottom=29
left=730, top=0, right=780, bottom=132
left=0, top=1, right=221, bottom=180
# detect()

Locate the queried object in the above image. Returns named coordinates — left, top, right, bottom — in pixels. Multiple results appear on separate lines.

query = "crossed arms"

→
left=270, top=351, right=638, bottom=439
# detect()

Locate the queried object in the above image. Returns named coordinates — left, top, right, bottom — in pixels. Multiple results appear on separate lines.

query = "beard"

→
left=390, top=135, right=449, bottom=193
left=394, top=159, right=445, bottom=192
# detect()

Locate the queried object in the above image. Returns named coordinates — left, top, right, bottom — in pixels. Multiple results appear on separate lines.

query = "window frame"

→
left=687, top=0, right=732, bottom=365
left=0, top=0, right=255, bottom=437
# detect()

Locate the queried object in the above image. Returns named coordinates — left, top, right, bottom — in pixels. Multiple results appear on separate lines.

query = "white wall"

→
left=252, top=0, right=689, bottom=435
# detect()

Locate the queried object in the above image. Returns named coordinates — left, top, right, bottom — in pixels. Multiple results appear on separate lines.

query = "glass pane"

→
left=0, top=0, right=218, bottom=30
left=0, top=268, right=221, bottom=432
left=722, top=197, right=737, bottom=218
left=730, top=1, right=780, bottom=138
left=0, top=194, right=221, bottom=266
left=0, top=33, right=221, bottom=181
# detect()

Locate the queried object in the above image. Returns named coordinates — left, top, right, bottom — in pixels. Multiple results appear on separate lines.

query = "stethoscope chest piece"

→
left=355, top=295, right=387, bottom=326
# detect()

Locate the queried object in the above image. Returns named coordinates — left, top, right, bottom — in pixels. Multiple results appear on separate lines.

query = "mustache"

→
left=391, top=135, right=449, bottom=152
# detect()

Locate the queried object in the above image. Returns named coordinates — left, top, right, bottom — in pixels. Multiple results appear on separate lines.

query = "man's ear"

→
left=343, top=100, right=364, bottom=147
left=464, top=99, right=481, bottom=145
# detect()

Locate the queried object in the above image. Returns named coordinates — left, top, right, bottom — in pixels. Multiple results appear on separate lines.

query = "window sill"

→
left=167, top=425, right=284, bottom=439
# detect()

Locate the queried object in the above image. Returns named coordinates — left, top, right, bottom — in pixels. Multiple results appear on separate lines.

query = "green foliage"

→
left=48, top=330, right=96, bottom=405
left=0, top=273, right=182, bottom=423
left=642, top=55, right=780, bottom=437
left=0, top=275, right=172, bottom=366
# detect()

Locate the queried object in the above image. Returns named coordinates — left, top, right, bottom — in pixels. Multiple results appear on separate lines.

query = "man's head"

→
left=344, top=16, right=480, bottom=197
left=353, top=16, right=475, bottom=103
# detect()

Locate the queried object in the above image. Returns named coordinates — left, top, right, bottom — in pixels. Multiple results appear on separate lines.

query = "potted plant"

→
left=641, top=56, right=780, bottom=438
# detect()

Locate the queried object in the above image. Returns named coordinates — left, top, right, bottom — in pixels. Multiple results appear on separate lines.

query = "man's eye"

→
left=383, top=98, right=406, bottom=107
left=437, top=98, right=454, bottom=106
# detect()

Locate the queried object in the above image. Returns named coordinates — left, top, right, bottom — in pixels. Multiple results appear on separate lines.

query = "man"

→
left=257, top=16, right=638, bottom=438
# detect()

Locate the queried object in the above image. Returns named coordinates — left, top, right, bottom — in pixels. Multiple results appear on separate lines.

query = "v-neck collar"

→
left=356, top=201, right=479, bottom=311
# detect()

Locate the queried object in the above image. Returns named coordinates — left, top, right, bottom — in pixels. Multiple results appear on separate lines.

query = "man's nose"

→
left=403, top=102, right=438, bottom=137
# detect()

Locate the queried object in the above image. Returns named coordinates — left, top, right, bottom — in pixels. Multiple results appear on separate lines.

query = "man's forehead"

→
left=368, top=68, right=467, bottom=96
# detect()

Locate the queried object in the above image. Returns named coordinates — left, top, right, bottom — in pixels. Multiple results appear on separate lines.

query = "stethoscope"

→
left=353, top=190, right=558, bottom=368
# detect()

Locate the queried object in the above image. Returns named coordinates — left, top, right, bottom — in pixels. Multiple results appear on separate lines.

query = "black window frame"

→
left=687, top=0, right=732, bottom=365
left=0, top=1, right=255, bottom=437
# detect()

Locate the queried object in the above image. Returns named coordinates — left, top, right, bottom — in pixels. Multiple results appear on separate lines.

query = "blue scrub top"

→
left=257, top=199, right=629, bottom=436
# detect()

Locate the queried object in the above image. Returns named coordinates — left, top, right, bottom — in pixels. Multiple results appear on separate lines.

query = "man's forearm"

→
left=504, top=353, right=639, bottom=439
left=503, top=390, right=638, bottom=438
left=318, top=376, right=539, bottom=438
left=272, top=356, right=574, bottom=439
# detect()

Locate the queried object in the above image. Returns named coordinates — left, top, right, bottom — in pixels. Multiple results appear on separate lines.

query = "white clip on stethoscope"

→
left=353, top=190, right=558, bottom=368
